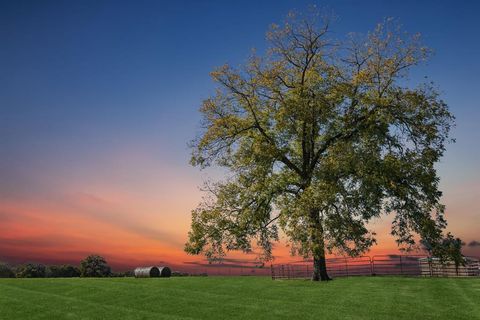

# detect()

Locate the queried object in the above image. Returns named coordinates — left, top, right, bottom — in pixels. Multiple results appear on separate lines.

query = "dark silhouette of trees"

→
left=0, top=263, right=15, bottom=278
left=49, top=265, right=81, bottom=277
left=15, top=263, right=47, bottom=278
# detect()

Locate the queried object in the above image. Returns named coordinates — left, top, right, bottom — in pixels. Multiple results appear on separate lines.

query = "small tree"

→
left=80, top=255, right=111, bottom=277
left=185, top=9, right=454, bottom=281
left=16, top=263, right=47, bottom=278
left=422, top=233, right=464, bottom=273
left=0, top=263, right=15, bottom=278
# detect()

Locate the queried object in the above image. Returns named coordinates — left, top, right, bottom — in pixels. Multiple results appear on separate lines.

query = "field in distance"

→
left=1, top=276, right=479, bottom=319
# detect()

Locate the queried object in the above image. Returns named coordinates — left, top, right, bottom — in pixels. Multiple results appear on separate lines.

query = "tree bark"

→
left=310, top=208, right=332, bottom=281
left=313, top=252, right=331, bottom=281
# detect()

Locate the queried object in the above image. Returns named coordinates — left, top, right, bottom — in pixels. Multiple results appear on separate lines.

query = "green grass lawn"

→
left=1, top=276, right=479, bottom=320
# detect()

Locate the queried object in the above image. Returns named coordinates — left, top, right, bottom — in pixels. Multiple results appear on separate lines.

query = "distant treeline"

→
left=0, top=255, right=133, bottom=278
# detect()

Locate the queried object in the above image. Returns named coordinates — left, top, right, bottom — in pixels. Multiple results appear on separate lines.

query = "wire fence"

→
left=271, top=255, right=480, bottom=280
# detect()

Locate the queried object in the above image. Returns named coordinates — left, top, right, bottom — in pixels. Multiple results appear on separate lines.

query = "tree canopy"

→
left=185, top=10, right=454, bottom=280
left=0, top=263, right=15, bottom=278
left=49, top=264, right=81, bottom=278
left=80, top=255, right=111, bottom=277
left=15, top=263, right=47, bottom=278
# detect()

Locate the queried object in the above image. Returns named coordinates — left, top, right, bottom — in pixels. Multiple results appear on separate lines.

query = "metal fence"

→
left=172, top=265, right=272, bottom=277
left=271, top=255, right=480, bottom=280
left=418, top=257, right=480, bottom=277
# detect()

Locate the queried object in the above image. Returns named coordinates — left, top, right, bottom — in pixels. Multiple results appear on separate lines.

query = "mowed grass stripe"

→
left=0, top=282, right=195, bottom=320
left=1, top=277, right=479, bottom=320
left=1, top=278, right=332, bottom=310
left=0, top=278, right=288, bottom=320
left=0, top=278, right=305, bottom=319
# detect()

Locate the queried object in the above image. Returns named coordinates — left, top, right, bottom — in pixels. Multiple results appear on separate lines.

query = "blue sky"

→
left=1, top=0, right=479, bottom=266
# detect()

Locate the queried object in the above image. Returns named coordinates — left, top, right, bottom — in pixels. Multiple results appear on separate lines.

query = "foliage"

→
left=185, top=8, right=454, bottom=279
left=15, top=263, right=47, bottom=278
left=48, top=264, right=81, bottom=278
left=79, top=255, right=111, bottom=277
left=0, top=263, right=15, bottom=278
left=421, top=232, right=465, bottom=268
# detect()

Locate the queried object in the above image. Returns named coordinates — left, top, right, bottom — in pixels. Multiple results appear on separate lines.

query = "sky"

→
left=1, top=0, right=480, bottom=271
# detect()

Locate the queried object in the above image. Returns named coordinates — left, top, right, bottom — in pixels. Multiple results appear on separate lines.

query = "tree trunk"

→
left=310, top=208, right=332, bottom=281
left=312, top=252, right=331, bottom=281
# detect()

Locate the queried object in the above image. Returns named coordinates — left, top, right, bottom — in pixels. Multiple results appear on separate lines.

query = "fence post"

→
left=371, top=256, right=375, bottom=276
left=400, top=256, right=403, bottom=275
left=345, top=258, right=349, bottom=277
left=430, top=258, right=433, bottom=277
left=270, top=263, right=274, bottom=280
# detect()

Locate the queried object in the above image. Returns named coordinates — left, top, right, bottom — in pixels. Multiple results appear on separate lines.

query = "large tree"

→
left=185, top=11, right=454, bottom=281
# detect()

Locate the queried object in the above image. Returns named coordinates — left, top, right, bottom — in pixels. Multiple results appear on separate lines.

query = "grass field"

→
left=1, top=276, right=479, bottom=320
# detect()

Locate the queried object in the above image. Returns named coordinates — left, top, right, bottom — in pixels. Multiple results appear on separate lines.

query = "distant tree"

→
left=185, top=9, right=455, bottom=281
left=422, top=233, right=465, bottom=272
left=123, top=270, right=134, bottom=277
left=16, top=263, right=47, bottom=278
left=110, top=270, right=134, bottom=277
left=468, top=240, right=480, bottom=247
left=0, top=263, right=15, bottom=278
left=80, top=255, right=111, bottom=277
left=49, top=265, right=81, bottom=278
